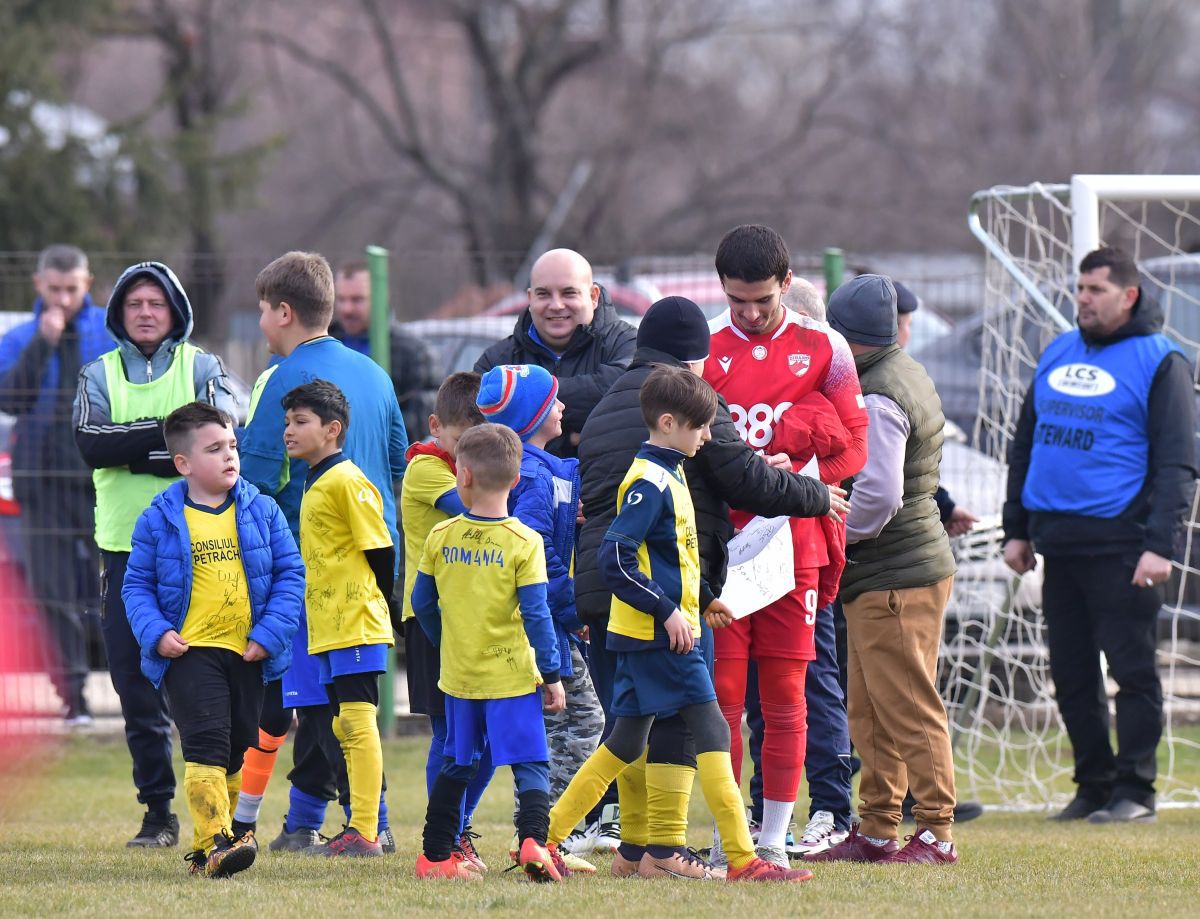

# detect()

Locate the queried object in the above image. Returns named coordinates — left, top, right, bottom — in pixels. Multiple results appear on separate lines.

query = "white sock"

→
left=758, top=798, right=796, bottom=849
left=232, top=790, right=264, bottom=824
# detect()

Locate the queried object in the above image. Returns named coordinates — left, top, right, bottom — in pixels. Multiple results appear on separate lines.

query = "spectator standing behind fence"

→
left=474, top=249, right=637, bottom=458
left=0, top=245, right=111, bottom=726
left=330, top=260, right=439, bottom=442
left=1003, top=246, right=1197, bottom=825
left=73, top=261, right=239, bottom=848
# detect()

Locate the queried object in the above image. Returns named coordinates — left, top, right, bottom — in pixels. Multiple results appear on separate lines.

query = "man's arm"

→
left=0, top=325, right=52, bottom=416
left=1143, top=351, right=1197, bottom=558
left=844, top=395, right=909, bottom=543
left=1001, top=386, right=1038, bottom=543
left=238, top=370, right=290, bottom=497
left=73, top=361, right=170, bottom=469
left=388, top=398, right=409, bottom=484
left=694, top=399, right=830, bottom=519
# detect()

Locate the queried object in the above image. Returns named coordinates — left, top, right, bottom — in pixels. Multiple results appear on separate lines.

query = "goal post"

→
left=953, top=174, right=1200, bottom=809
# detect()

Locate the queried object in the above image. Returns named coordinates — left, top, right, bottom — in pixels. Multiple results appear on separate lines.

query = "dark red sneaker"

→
left=880, top=829, right=958, bottom=865
left=804, top=823, right=898, bottom=862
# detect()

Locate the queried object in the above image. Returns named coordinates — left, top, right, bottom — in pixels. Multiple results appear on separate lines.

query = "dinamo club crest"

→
left=788, top=353, right=811, bottom=377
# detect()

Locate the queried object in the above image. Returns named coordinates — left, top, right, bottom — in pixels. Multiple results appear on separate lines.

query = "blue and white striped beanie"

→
left=476, top=364, right=559, bottom=442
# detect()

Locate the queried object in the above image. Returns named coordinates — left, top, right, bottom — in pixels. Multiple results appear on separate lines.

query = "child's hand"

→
left=703, top=599, right=735, bottom=630
left=156, top=630, right=189, bottom=658
left=664, top=609, right=694, bottom=654
left=826, top=484, right=850, bottom=520
left=543, top=680, right=566, bottom=712
left=243, top=640, right=267, bottom=662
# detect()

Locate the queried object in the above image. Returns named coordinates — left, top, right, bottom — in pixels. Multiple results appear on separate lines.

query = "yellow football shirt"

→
left=181, top=498, right=252, bottom=652
left=400, top=451, right=458, bottom=622
left=417, top=515, right=547, bottom=699
left=300, top=458, right=394, bottom=653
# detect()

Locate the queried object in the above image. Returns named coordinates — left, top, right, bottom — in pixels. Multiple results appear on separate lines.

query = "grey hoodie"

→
left=73, top=261, right=238, bottom=479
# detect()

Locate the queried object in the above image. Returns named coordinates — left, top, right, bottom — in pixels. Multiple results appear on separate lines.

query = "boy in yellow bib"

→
left=283, top=380, right=396, bottom=857
left=123, top=403, right=303, bottom=877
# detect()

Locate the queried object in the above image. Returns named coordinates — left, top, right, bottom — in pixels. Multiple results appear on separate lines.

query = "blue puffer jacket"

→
left=123, top=477, right=304, bottom=688
left=509, top=443, right=581, bottom=676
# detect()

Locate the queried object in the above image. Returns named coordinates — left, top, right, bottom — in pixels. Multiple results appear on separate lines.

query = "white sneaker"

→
left=795, top=810, right=849, bottom=855
left=707, top=828, right=727, bottom=868
left=560, top=824, right=597, bottom=855
left=592, top=803, right=620, bottom=852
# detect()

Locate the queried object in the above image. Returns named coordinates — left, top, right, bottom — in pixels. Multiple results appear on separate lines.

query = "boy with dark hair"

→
left=282, top=380, right=396, bottom=857
left=411, top=423, right=566, bottom=882
left=240, top=251, right=407, bottom=854
left=123, top=402, right=303, bottom=877
left=477, top=364, right=606, bottom=874
left=400, top=371, right=494, bottom=869
left=546, top=366, right=812, bottom=883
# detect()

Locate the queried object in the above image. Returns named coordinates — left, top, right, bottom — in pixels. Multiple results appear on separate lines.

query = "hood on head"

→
left=105, top=261, right=193, bottom=347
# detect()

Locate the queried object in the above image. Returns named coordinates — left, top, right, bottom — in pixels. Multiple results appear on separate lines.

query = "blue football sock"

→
left=285, top=787, right=328, bottom=833
left=378, top=791, right=389, bottom=831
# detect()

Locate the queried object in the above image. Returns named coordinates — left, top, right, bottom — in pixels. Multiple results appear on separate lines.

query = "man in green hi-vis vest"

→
left=73, top=261, right=239, bottom=848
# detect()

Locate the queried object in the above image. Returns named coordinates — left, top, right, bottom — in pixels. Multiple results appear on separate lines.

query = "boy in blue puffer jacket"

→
left=124, top=402, right=303, bottom=879
left=478, top=365, right=605, bottom=869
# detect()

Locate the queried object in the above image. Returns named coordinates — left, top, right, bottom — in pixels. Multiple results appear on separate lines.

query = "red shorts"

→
left=714, top=567, right=819, bottom=661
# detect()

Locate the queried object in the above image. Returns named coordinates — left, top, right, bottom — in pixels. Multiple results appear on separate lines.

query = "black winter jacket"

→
left=574, top=347, right=831, bottom=624
left=473, top=287, right=637, bottom=457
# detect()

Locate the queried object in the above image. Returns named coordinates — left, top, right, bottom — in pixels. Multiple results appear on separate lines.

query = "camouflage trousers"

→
left=514, top=643, right=604, bottom=816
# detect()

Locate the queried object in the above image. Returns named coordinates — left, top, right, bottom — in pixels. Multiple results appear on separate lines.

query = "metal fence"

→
left=0, top=247, right=986, bottom=724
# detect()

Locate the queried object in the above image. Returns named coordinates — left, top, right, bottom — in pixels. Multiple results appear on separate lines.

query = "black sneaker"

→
left=1049, top=795, right=1107, bottom=822
left=379, top=826, right=396, bottom=854
left=268, top=818, right=323, bottom=852
left=205, top=831, right=257, bottom=878
left=127, top=812, right=180, bottom=848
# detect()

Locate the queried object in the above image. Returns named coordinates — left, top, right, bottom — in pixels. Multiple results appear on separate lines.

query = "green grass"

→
left=1, top=732, right=1199, bottom=917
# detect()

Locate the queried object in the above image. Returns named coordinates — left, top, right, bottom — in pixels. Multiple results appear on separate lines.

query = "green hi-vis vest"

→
left=93, top=343, right=199, bottom=552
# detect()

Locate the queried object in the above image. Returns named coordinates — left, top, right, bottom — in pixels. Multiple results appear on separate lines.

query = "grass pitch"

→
left=1, top=732, right=1198, bottom=918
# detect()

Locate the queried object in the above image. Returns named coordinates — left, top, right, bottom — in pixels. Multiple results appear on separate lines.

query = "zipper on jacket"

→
left=146, top=357, right=154, bottom=382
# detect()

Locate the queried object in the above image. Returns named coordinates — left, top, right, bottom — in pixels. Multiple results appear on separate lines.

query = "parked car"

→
left=399, top=316, right=517, bottom=380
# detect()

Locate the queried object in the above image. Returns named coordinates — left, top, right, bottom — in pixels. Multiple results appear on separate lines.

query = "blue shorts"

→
left=611, top=645, right=716, bottom=718
left=317, top=644, right=389, bottom=685
left=444, top=692, right=548, bottom=768
left=282, top=608, right=326, bottom=708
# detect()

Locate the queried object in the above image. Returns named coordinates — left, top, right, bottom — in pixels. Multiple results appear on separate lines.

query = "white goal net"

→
left=944, top=176, right=1200, bottom=809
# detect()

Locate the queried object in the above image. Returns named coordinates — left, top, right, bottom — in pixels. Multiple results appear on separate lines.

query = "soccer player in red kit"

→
left=702, top=225, right=867, bottom=864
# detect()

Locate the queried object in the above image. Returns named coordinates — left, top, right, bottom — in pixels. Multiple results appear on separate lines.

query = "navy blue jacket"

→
left=123, top=477, right=304, bottom=688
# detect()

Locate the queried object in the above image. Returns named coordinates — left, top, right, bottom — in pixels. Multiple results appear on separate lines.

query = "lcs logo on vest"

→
left=1047, top=363, right=1116, bottom=397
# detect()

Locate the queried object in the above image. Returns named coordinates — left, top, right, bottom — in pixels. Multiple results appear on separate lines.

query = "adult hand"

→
left=663, top=609, right=694, bottom=654
left=1132, top=550, right=1173, bottom=589
left=826, top=484, right=850, bottom=520
left=945, top=506, right=979, bottom=538
left=1003, top=539, right=1036, bottom=575
left=703, top=598, right=734, bottom=630
left=543, top=680, right=566, bottom=712
left=243, top=640, right=268, bottom=662
left=764, top=452, right=792, bottom=470
left=156, top=629, right=189, bottom=658
left=38, top=306, right=66, bottom=346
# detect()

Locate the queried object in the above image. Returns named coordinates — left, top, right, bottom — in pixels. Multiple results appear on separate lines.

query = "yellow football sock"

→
left=696, top=751, right=754, bottom=869
left=646, top=762, right=695, bottom=848
left=184, top=762, right=230, bottom=854
left=226, top=769, right=243, bottom=821
left=548, top=744, right=631, bottom=845
left=332, top=712, right=354, bottom=824
left=338, top=702, right=382, bottom=841
left=616, top=751, right=649, bottom=846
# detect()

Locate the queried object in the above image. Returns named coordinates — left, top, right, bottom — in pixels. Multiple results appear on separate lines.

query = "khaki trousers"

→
left=844, top=577, right=956, bottom=841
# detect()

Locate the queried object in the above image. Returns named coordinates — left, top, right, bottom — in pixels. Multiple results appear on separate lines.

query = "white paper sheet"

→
left=720, top=520, right=796, bottom=619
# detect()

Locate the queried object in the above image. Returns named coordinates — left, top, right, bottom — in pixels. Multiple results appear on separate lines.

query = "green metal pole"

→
left=823, top=247, right=845, bottom=296
left=366, top=245, right=395, bottom=736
